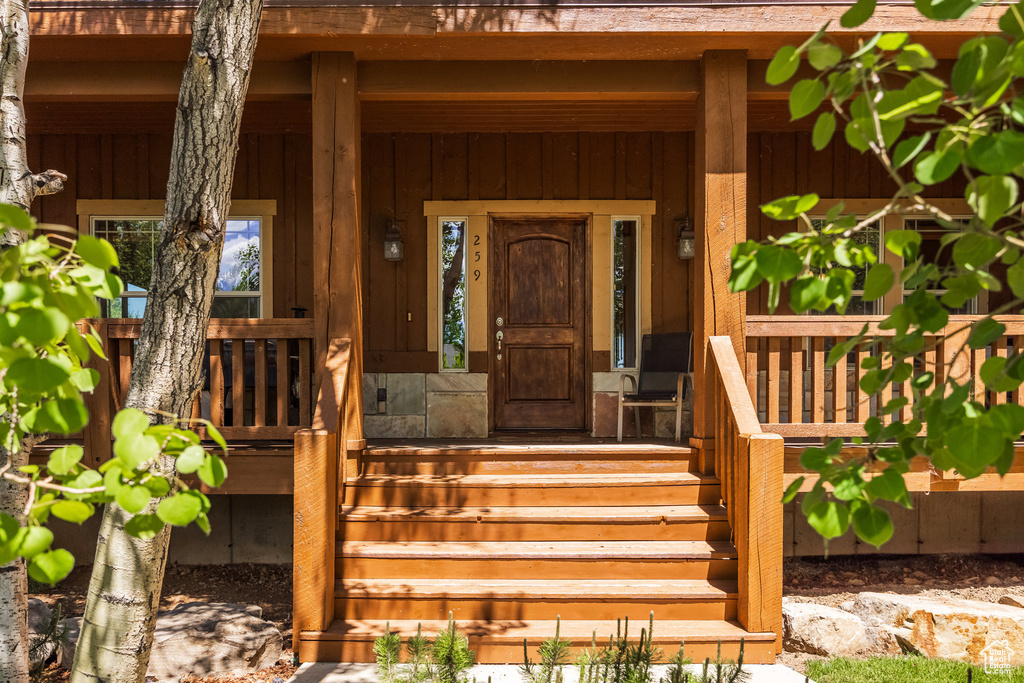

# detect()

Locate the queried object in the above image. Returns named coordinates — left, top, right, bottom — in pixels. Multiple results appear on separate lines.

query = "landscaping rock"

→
left=851, top=592, right=1024, bottom=665
left=146, top=602, right=282, bottom=681
left=782, top=601, right=869, bottom=656
left=1000, top=594, right=1024, bottom=609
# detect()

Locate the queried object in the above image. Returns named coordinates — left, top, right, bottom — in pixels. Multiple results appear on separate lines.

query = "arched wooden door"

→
left=489, top=215, right=590, bottom=431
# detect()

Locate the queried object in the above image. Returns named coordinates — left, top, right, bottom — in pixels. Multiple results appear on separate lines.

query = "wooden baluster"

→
left=900, top=363, right=913, bottom=423
left=118, top=339, right=132, bottom=405
left=994, top=337, right=1009, bottom=405
left=209, top=340, right=224, bottom=426
left=255, top=339, right=267, bottom=427
left=832, top=336, right=847, bottom=424
left=1014, top=335, right=1024, bottom=406
left=855, top=341, right=870, bottom=423
left=232, top=339, right=245, bottom=427
left=714, top=370, right=723, bottom=484
left=767, top=338, right=781, bottom=424
left=789, top=337, right=804, bottom=424
left=973, top=345, right=987, bottom=407
left=276, top=338, right=289, bottom=427
left=299, top=339, right=311, bottom=427
left=746, top=337, right=759, bottom=408
left=879, top=350, right=893, bottom=424
left=812, top=337, right=825, bottom=424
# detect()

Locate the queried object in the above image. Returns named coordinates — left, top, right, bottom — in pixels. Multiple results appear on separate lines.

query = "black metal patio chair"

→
left=617, top=332, right=693, bottom=443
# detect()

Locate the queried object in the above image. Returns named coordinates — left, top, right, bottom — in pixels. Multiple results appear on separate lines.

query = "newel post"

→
left=692, top=50, right=748, bottom=471
left=312, top=52, right=365, bottom=452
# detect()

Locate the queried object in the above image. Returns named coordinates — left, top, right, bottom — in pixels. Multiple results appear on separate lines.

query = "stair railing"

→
left=708, top=335, right=784, bottom=650
left=293, top=337, right=351, bottom=654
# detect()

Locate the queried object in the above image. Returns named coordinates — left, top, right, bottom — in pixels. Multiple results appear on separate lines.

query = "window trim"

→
left=611, top=215, right=642, bottom=370
left=77, top=199, right=276, bottom=318
left=436, top=215, right=470, bottom=373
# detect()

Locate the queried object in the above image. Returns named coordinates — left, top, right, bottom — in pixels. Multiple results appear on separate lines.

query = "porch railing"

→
left=80, top=318, right=315, bottom=465
left=708, top=336, right=784, bottom=646
left=745, top=315, right=1024, bottom=439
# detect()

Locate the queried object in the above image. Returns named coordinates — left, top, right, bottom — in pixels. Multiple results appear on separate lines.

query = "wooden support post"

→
left=737, top=432, right=784, bottom=650
left=84, top=320, right=112, bottom=467
left=692, top=50, right=747, bottom=466
left=312, top=51, right=365, bottom=451
left=292, top=428, right=337, bottom=652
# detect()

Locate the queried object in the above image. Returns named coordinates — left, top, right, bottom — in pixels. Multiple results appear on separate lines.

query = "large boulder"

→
left=146, top=602, right=283, bottom=681
left=782, top=600, right=869, bottom=656
left=851, top=592, right=1024, bottom=665
left=27, top=599, right=77, bottom=669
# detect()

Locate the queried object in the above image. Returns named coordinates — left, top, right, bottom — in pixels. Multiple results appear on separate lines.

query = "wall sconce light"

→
left=676, top=218, right=695, bottom=260
left=384, top=220, right=405, bottom=262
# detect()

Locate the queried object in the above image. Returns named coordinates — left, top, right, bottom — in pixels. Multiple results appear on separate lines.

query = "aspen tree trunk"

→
left=69, top=1, right=262, bottom=681
left=0, top=0, right=68, bottom=679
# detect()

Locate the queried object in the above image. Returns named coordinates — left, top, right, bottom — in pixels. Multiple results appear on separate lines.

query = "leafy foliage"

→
left=432, top=612, right=475, bottom=683
left=574, top=614, right=671, bottom=683
left=521, top=616, right=572, bottom=683
left=734, top=0, right=1024, bottom=548
left=0, top=206, right=226, bottom=584
left=375, top=622, right=403, bottom=683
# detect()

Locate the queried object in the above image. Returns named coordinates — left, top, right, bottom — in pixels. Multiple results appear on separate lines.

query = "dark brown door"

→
left=490, top=216, right=589, bottom=430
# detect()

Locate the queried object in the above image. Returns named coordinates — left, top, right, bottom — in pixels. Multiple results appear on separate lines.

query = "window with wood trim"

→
left=810, top=217, right=884, bottom=315
left=903, top=218, right=978, bottom=314
left=612, top=216, right=640, bottom=368
left=78, top=200, right=275, bottom=318
left=439, top=217, right=468, bottom=371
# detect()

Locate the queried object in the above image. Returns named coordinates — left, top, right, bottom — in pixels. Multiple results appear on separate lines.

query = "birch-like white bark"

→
left=0, top=0, right=66, bottom=680
left=70, top=1, right=263, bottom=681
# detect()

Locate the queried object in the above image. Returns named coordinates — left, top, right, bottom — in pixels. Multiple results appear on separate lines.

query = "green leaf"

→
left=5, top=357, right=71, bottom=395
left=51, top=500, right=93, bottom=525
left=112, top=408, right=151, bottom=440
left=70, top=368, right=99, bottom=393
left=877, top=32, right=909, bottom=50
left=17, top=526, right=54, bottom=559
left=205, top=423, right=228, bottom=454
left=967, top=175, right=1019, bottom=227
left=114, top=432, right=161, bottom=471
left=157, top=493, right=202, bottom=527
left=75, top=234, right=119, bottom=271
left=915, top=147, right=963, bottom=185
left=806, top=500, right=851, bottom=539
left=812, top=113, right=837, bottom=151
left=892, top=134, right=931, bottom=170
left=832, top=470, right=866, bottom=501
left=195, top=512, right=212, bottom=536
left=176, top=445, right=206, bottom=474
left=46, top=445, right=84, bottom=477
left=947, top=418, right=1004, bottom=476
left=16, top=307, right=71, bottom=347
left=1008, top=258, right=1024, bottom=298
left=981, top=356, right=1022, bottom=392
left=761, top=193, right=820, bottom=221
left=142, top=475, right=171, bottom=498
left=863, top=264, right=894, bottom=301
left=953, top=232, right=1002, bottom=268
left=124, top=514, right=165, bottom=540
left=866, top=468, right=911, bottom=506
left=1000, top=2, right=1024, bottom=38
left=31, top=399, right=88, bottom=435
left=116, top=486, right=152, bottom=514
left=197, top=455, right=228, bottom=489
left=884, top=230, right=922, bottom=260
left=782, top=477, right=805, bottom=504
left=897, top=44, right=938, bottom=71
left=808, top=43, right=843, bottom=70
left=841, top=0, right=877, bottom=27
left=969, top=318, right=1006, bottom=349
left=967, top=131, right=1024, bottom=175
left=766, top=45, right=800, bottom=85
left=27, top=549, right=74, bottom=585
left=755, top=245, right=803, bottom=284
left=0, top=204, right=33, bottom=233
left=852, top=502, right=894, bottom=548
left=790, top=276, right=826, bottom=313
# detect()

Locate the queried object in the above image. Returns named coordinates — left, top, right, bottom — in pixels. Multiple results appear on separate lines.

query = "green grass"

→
left=807, top=657, right=1024, bottom=683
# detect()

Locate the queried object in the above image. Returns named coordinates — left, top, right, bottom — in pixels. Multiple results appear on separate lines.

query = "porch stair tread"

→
left=341, top=504, right=727, bottom=523
left=365, top=443, right=696, bottom=457
left=337, top=578, right=738, bottom=599
left=349, top=472, right=714, bottom=488
left=339, top=540, right=736, bottom=560
left=302, top=618, right=775, bottom=643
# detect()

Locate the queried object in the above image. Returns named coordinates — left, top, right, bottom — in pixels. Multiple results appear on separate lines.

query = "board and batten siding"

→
left=29, top=128, right=315, bottom=320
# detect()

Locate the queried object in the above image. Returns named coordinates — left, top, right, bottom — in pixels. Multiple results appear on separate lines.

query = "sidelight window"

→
left=439, top=218, right=468, bottom=371
left=612, top=217, right=640, bottom=368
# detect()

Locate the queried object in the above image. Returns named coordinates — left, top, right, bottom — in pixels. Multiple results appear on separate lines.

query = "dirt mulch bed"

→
left=32, top=563, right=297, bottom=683
left=780, top=553, right=1024, bottom=674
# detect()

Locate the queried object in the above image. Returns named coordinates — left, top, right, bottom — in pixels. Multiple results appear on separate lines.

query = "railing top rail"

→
left=312, top=337, right=351, bottom=434
left=709, top=335, right=762, bottom=436
left=100, top=317, right=315, bottom=340
left=747, top=314, right=1024, bottom=337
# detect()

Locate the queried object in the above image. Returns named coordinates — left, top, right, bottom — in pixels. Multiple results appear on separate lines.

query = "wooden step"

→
left=337, top=540, right=737, bottom=580
left=297, top=618, right=778, bottom=664
left=342, top=473, right=720, bottom=507
left=340, top=504, right=731, bottom=541
left=336, top=578, right=738, bottom=621
left=362, top=443, right=697, bottom=476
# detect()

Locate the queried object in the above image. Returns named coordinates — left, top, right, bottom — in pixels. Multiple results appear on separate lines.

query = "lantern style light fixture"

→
left=676, top=218, right=695, bottom=260
left=384, top=220, right=405, bottom=262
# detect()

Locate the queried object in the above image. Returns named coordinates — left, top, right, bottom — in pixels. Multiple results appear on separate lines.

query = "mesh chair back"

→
left=636, top=332, right=693, bottom=399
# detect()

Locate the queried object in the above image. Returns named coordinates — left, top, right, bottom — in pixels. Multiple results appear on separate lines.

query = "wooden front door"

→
left=490, top=216, right=589, bottom=430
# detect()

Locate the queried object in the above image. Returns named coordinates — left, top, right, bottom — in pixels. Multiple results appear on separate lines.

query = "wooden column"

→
left=312, top=52, right=365, bottom=450
left=692, top=50, right=747, bottom=462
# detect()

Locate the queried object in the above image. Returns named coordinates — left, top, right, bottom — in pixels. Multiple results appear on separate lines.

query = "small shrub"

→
left=432, top=612, right=475, bottom=683
left=693, top=639, right=748, bottom=683
left=375, top=622, right=403, bottom=683
left=522, top=616, right=572, bottom=683
left=660, top=644, right=692, bottom=683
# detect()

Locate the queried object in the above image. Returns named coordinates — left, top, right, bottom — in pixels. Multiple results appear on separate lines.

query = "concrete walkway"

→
left=287, top=662, right=813, bottom=683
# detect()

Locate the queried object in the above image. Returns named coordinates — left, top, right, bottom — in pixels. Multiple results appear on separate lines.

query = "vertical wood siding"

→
left=31, top=132, right=314, bottom=319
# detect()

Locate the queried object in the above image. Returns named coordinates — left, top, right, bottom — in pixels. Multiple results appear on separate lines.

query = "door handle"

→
left=495, top=330, right=504, bottom=353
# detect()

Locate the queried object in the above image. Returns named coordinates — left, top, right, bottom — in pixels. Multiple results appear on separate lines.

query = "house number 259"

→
left=473, top=235, right=481, bottom=280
